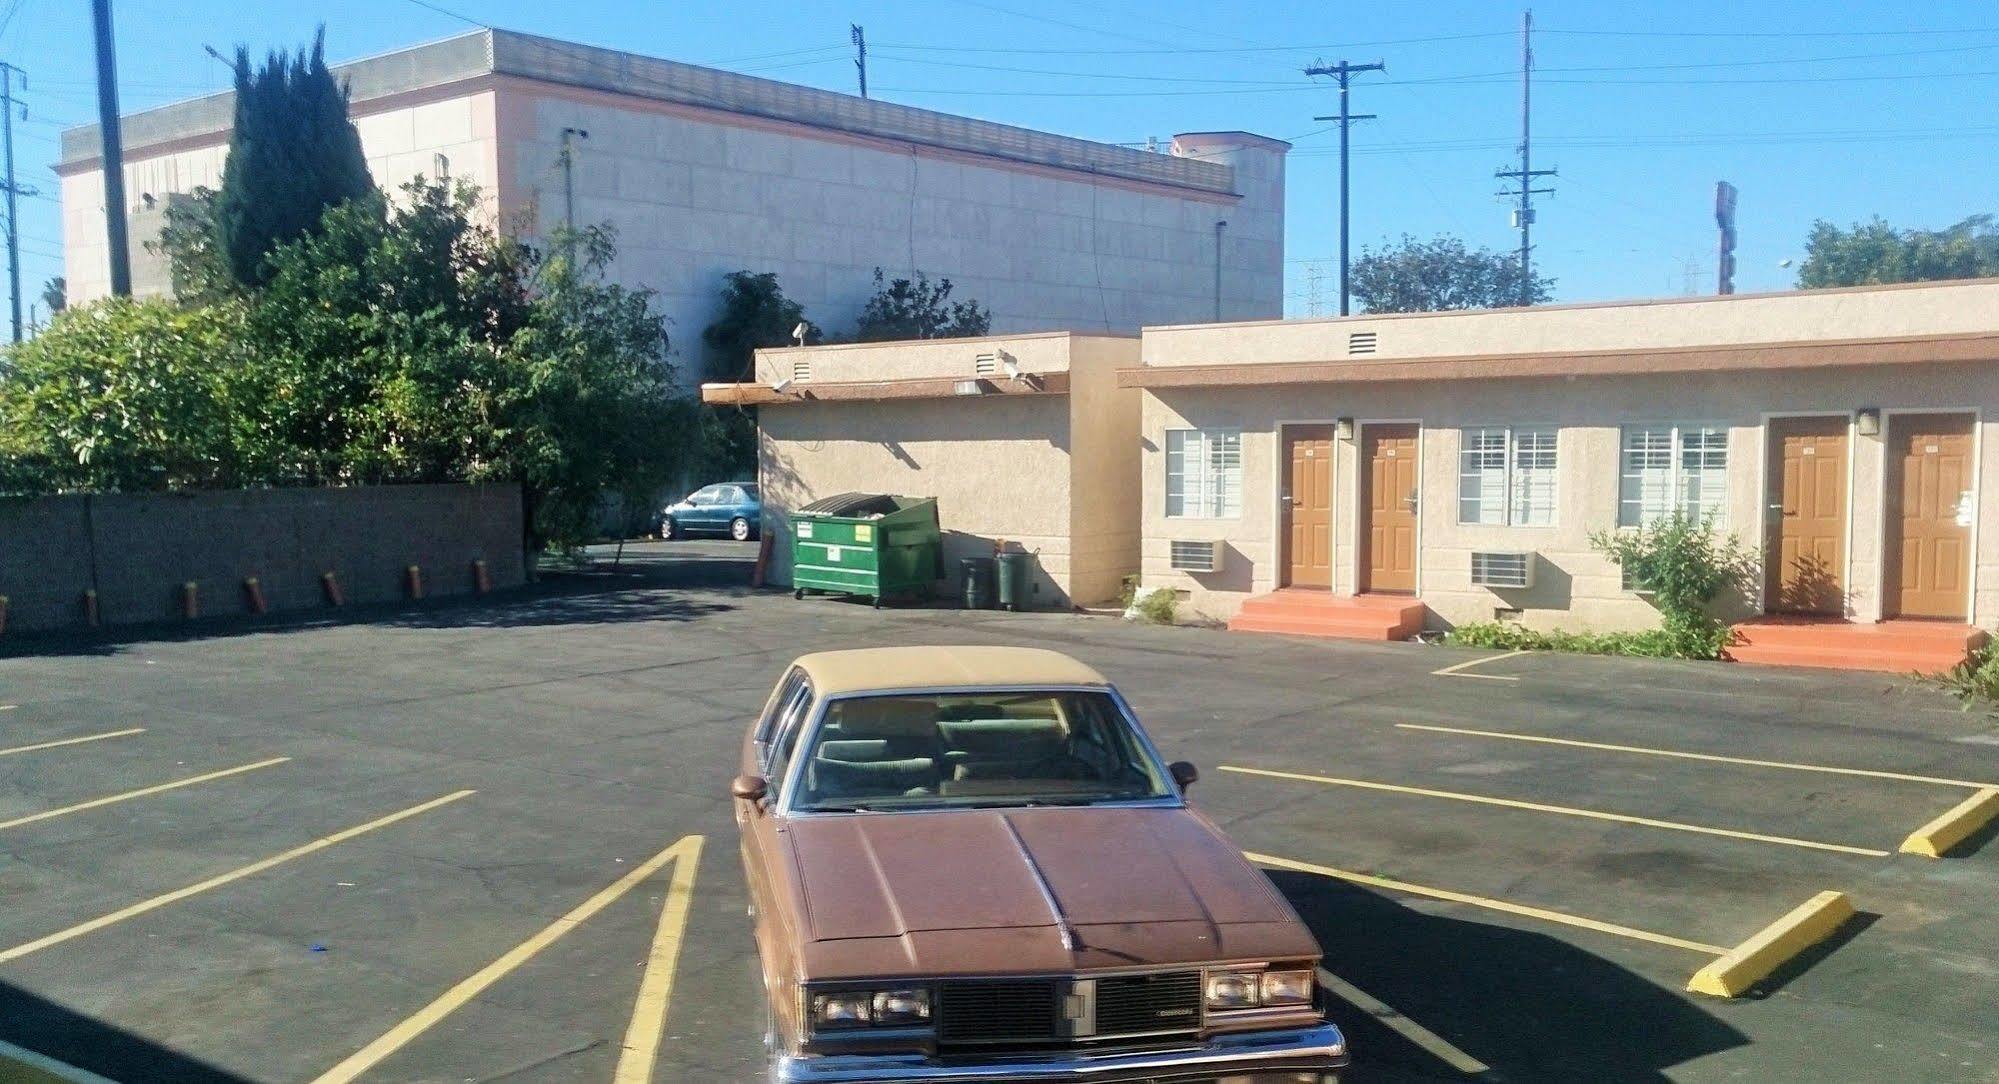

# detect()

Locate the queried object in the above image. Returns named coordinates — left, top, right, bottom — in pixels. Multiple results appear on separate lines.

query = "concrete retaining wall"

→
left=0, top=484, right=524, bottom=634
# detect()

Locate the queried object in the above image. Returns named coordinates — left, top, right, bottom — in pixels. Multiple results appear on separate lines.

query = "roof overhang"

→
left=1117, top=331, right=1999, bottom=390
left=702, top=372, right=1070, bottom=406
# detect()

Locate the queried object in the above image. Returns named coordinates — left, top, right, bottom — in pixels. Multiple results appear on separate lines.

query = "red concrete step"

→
left=1229, top=591, right=1427, bottom=642
left=1727, top=618, right=1985, bottom=675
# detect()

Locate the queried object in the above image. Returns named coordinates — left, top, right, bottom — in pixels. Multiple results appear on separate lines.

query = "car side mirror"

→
left=1169, top=761, right=1199, bottom=790
left=731, top=774, right=769, bottom=802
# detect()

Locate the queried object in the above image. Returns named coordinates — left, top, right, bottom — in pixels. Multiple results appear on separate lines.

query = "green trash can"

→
left=790, top=493, right=941, bottom=608
left=995, top=551, right=1034, bottom=611
left=961, top=557, right=996, bottom=610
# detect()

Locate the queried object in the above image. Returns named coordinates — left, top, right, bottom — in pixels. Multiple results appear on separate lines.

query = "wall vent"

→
left=1469, top=551, right=1535, bottom=589
left=974, top=352, right=999, bottom=376
left=1347, top=331, right=1378, bottom=355
left=791, top=360, right=812, bottom=382
left=1168, top=539, right=1224, bottom=574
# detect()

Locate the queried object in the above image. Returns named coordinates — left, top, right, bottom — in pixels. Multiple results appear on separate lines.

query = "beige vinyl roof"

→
left=793, top=646, right=1110, bottom=696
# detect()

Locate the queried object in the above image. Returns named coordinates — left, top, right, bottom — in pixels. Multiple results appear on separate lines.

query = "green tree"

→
left=852, top=268, right=991, bottom=341
left=698, top=271, right=819, bottom=481
left=1349, top=234, right=1554, bottom=313
left=152, top=188, right=234, bottom=302
left=1796, top=214, right=1999, bottom=288
left=213, top=27, right=375, bottom=289
left=0, top=298, right=250, bottom=492
left=38, top=276, right=64, bottom=316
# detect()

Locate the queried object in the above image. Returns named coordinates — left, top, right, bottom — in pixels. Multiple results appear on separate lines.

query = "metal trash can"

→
left=960, top=557, right=997, bottom=610
left=790, top=493, right=942, bottom=608
left=995, top=551, right=1034, bottom=611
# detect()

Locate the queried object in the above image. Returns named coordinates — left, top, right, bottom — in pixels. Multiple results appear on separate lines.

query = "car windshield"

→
left=789, top=691, right=1173, bottom=812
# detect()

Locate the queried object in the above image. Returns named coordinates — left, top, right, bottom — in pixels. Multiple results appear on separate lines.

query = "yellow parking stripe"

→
left=1248, top=851, right=1725, bottom=954
left=0, top=791, right=474, bottom=966
left=1316, top=967, right=1491, bottom=1076
left=1220, top=764, right=1892, bottom=857
left=1396, top=723, right=1999, bottom=790
left=0, top=728, right=146, bottom=759
left=0, top=757, right=291, bottom=832
left=314, top=834, right=704, bottom=1084
left=1430, top=650, right=1526, bottom=681
left=614, top=835, right=707, bottom=1083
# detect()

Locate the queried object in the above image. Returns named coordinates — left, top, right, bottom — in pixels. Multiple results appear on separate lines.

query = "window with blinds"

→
left=1620, top=424, right=1728, bottom=526
left=1458, top=427, right=1556, bottom=526
left=1165, top=429, right=1242, bottom=519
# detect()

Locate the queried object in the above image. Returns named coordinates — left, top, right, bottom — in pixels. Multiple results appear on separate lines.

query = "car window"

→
left=742, top=485, right=760, bottom=501
left=789, top=691, right=1172, bottom=812
left=754, top=668, right=806, bottom=745
left=719, top=486, right=744, bottom=504
left=765, top=680, right=817, bottom=785
left=691, top=486, right=720, bottom=505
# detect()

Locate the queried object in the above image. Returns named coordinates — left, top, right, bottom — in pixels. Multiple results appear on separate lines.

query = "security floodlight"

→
left=792, top=322, right=810, bottom=345
left=770, top=376, right=794, bottom=394
left=999, top=351, right=1021, bottom=381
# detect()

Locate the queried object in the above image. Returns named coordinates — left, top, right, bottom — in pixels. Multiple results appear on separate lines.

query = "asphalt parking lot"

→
left=3, top=538, right=1997, bottom=1082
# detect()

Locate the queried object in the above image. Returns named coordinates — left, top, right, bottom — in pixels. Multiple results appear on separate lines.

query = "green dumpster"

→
left=790, top=493, right=942, bottom=609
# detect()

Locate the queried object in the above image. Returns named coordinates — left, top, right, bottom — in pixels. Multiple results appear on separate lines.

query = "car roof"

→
left=792, top=646, right=1110, bottom=696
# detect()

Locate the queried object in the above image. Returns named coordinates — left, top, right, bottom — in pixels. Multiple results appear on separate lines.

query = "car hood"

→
left=781, top=806, right=1317, bottom=975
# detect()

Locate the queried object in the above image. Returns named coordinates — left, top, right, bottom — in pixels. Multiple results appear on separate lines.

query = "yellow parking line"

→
left=0, top=704, right=16, bottom=711
left=0, top=728, right=146, bottom=759
left=615, top=835, right=707, bottom=1083
left=1220, top=764, right=1891, bottom=857
left=1247, top=850, right=1725, bottom=954
left=313, top=834, right=705, bottom=1084
left=1430, top=650, right=1526, bottom=681
left=1316, top=967, right=1490, bottom=1076
left=0, top=790, right=474, bottom=966
left=0, top=757, right=291, bottom=832
left=1397, top=723, right=1999, bottom=790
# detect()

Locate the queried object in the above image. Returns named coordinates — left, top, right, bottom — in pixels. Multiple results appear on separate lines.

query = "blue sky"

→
left=4, top=0, right=1996, bottom=321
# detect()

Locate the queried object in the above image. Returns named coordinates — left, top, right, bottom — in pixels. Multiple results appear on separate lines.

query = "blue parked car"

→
left=659, top=482, right=762, bottom=541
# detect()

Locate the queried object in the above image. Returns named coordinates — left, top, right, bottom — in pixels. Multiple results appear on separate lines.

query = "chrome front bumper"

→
left=775, top=1023, right=1348, bottom=1082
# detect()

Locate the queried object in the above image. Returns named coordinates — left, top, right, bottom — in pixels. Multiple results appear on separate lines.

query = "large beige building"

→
left=709, top=332, right=1141, bottom=608
left=1128, top=278, right=1999, bottom=665
left=57, top=29, right=1287, bottom=363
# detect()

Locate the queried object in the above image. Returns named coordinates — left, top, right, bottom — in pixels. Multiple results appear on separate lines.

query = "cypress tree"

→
left=213, top=27, right=374, bottom=289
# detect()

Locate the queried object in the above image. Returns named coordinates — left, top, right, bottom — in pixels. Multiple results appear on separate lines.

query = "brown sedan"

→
left=733, top=645, right=1348, bottom=1082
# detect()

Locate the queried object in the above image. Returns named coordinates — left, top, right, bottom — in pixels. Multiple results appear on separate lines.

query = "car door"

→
left=741, top=674, right=815, bottom=1038
left=684, top=486, right=723, bottom=532
left=716, top=486, right=748, bottom=530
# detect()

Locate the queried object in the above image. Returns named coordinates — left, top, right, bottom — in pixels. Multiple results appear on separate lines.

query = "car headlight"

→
left=1259, top=969, right=1315, bottom=1006
left=810, top=991, right=873, bottom=1029
left=1204, top=970, right=1262, bottom=1010
left=809, top=987, right=933, bottom=1033
left=872, top=988, right=932, bottom=1025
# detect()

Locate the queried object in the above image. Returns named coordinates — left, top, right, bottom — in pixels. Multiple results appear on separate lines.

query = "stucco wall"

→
left=1065, top=337, right=1144, bottom=606
left=1139, top=362, right=1999, bottom=632
left=0, top=484, right=524, bottom=634
left=62, top=91, right=500, bottom=302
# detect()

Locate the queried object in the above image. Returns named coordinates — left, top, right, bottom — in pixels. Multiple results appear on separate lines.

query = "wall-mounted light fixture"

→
left=1856, top=407, right=1881, bottom=436
left=954, top=379, right=988, bottom=396
left=1335, top=417, right=1355, bottom=441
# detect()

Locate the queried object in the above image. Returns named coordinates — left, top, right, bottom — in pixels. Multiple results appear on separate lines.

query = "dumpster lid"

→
left=797, top=492, right=913, bottom=517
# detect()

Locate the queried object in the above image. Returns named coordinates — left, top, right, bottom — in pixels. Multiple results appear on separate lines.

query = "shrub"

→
left=1930, top=643, right=1999, bottom=713
left=1131, top=588, right=1177, bottom=626
left=1587, top=511, right=1757, bottom=660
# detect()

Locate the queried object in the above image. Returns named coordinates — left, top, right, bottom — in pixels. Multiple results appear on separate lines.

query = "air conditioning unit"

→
left=1168, top=539, right=1224, bottom=574
left=1470, top=550, right=1536, bottom=589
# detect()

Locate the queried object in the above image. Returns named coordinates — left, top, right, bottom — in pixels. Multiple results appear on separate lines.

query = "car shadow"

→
left=1264, top=870, right=1748, bottom=1082
left=0, top=979, right=254, bottom=1083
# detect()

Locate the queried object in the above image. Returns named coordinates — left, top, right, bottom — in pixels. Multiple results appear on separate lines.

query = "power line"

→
left=941, top=0, right=1181, bottom=49
left=401, top=0, right=485, bottom=28
left=870, top=32, right=1514, bottom=55
left=1543, top=25, right=1999, bottom=39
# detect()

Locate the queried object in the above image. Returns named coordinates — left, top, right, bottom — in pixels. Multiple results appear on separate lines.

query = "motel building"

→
left=711, top=277, right=1999, bottom=675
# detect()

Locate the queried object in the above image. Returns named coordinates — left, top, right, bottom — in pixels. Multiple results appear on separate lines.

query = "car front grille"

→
left=937, top=978, right=1061, bottom=1045
left=935, top=971, right=1202, bottom=1049
left=1092, top=971, right=1203, bottom=1037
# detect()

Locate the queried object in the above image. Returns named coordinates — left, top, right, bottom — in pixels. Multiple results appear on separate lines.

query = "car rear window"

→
left=788, top=691, right=1172, bottom=812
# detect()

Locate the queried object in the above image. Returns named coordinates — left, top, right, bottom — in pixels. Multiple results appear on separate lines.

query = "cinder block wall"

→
left=0, top=484, right=524, bottom=634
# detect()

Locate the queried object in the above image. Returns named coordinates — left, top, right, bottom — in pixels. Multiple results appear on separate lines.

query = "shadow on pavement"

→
left=0, top=980, right=253, bottom=1083
left=0, top=547, right=754, bottom=659
left=1266, top=870, right=1747, bottom=1083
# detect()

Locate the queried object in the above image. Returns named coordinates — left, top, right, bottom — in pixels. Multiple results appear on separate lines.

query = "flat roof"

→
left=793, top=646, right=1110, bottom=696
left=58, top=29, right=1247, bottom=197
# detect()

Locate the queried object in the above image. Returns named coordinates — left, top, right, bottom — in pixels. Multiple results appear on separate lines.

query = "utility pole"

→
left=1212, top=219, right=1227, bottom=321
left=1714, top=180, right=1739, bottom=295
left=851, top=25, right=868, bottom=99
left=558, top=126, right=588, bottom=259
left=0, top=63, right=34, bottom=341
left=91, top=0, right=131, bottom=297
left=1304, top=58, right=1383, bottom=316
left=1493, top=9, right=1554, bottom=306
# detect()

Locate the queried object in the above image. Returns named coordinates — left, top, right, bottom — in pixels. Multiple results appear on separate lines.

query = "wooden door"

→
left=1764, top=416, right=1848, bottom=615
left=1888, top=413, right=1975, bottom=619
left=1282, top=426, right=1336, bottom=588
left=1362, top=424, right=1420, bottom=594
